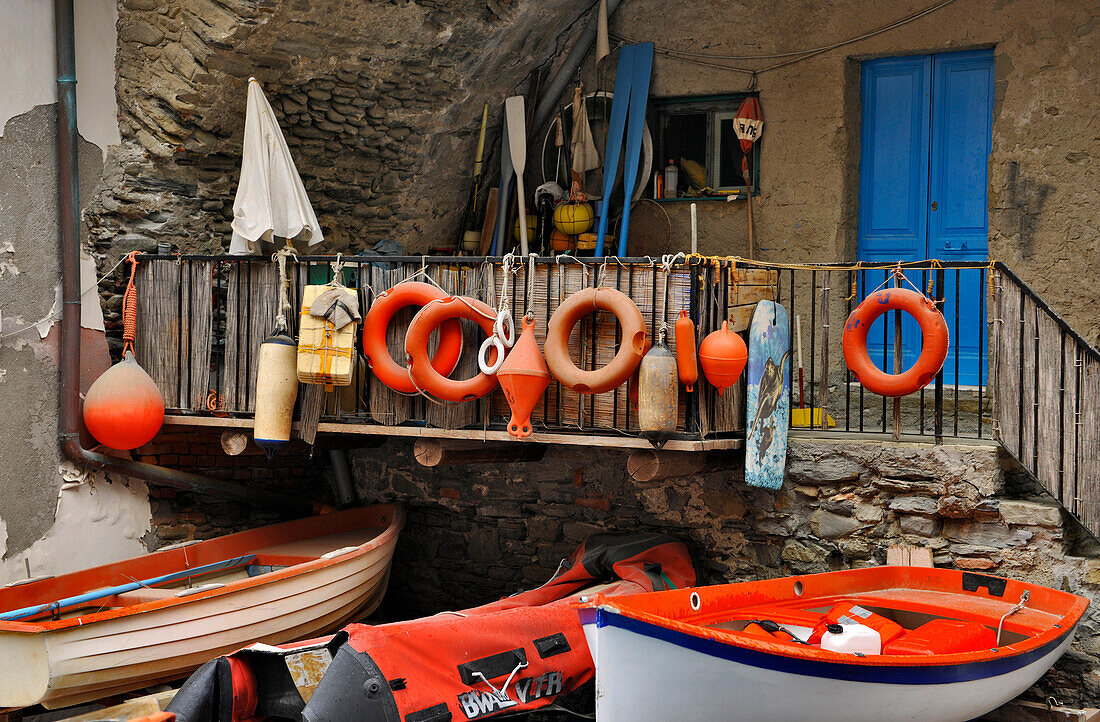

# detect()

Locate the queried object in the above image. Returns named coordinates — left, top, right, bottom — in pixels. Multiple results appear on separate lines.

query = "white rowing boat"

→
left=0, top=504, right=403, bottom=710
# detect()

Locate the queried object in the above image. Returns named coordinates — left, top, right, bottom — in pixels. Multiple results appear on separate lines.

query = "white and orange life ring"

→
left=406, top=296, right=500, bottom=402
left=544, top=287, right=647, bottom=394
left=842, top=287, right=948, bottom=397
left=363, top=282, right=463, bottom=394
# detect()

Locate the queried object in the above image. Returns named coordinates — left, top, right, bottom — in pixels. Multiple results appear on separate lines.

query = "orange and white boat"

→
left=0, top=503, right=403, bottom=710
left=578, top=566, right=1089, bottom=722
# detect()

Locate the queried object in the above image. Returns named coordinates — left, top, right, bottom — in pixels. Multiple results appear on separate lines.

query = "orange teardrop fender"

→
left=842, top=287, right=949, bottom=397
left=363, top=282, right=464, bottom=394
left=406, top=296, right=500, bottom=402
left=545, top=287, right=647, bottom=394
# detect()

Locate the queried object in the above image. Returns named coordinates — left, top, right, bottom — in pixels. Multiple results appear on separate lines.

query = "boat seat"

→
left=882, top=618, right=997, bottom=656
left=111, top=588, right=178, bottom=605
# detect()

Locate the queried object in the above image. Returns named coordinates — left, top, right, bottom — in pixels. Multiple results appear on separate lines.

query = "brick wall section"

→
left=135, top=428, right=334, bottom=547
left=348, top=437, right=1100, bottom=707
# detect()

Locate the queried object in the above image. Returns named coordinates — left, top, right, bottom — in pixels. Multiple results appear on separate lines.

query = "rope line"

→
left=610, top=0, right=959, bottom=80
left=121, top=251, right=141, bottom=354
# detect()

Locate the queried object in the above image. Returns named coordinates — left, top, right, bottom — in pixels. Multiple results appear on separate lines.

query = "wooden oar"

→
left=477, top=187, right=500, bottom=256
left=0, top=555, right=256, bottom=621
left=456, top=103, right=489, bottom=251
left=490, top=103, right=515, bottom=256
left=505, top=96, right=530, bottom=256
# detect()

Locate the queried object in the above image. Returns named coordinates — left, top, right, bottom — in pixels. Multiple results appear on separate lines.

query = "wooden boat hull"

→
left=0, top=504, right=403, bottom=710
left=582, top=609, right=1076, bottom=722
left=578, top=567, right=1089, bottom=722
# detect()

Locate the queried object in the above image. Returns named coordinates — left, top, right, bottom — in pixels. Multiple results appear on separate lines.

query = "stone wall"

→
left=133, top=427, right=334, bottom=548
left=86, top=0, right=594, bottom=256
left=349, top=436, right=1100, bottom=706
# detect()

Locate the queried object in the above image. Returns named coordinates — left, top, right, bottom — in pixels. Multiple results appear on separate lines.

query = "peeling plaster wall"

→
left=0, top=6, right=148, bottom=579
left=0, top=0, right=121, bottom=154
left=582, top=0, right=1099, bottom=344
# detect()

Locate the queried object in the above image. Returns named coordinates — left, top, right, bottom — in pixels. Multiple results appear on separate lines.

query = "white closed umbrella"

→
left=229, top=78, right=323, bottom=254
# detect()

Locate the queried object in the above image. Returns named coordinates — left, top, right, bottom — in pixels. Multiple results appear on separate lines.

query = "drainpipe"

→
left=530, top=0, right=624, bottom=140
left=54, top=0, right=331, bottom=517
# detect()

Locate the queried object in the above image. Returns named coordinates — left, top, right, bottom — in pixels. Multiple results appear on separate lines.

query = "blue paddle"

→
left=0, top=554, right=255, bottom=621
left=616, top=42, right=654, bottom=256
left=594, top=44, right=636, bottom=257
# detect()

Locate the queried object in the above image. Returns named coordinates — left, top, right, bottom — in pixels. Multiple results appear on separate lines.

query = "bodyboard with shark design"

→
left=746, top=300, right=790, bottom=489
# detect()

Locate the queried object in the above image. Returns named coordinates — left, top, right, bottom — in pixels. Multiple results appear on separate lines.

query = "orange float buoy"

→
left=405, top=296, right=500, bottom=402
left=83, top=351, right=165, bottom=450
left=545, top=287, right=647, bottom=394
left=363, top=281, right=464, bottom=395
left=698, top=320, right=748, bottom=395
left=83, top=251, right=165, bottom=450
left=842, top=287, right=948, bottom=397
left=496, top=314, right=551, bottom=438
left=628, top=336, right=653, bottom=411
left=675, top=310, right=698, bottom=391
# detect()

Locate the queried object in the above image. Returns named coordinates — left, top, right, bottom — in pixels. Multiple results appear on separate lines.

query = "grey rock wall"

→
left=86, top=0, right=594, bottom=256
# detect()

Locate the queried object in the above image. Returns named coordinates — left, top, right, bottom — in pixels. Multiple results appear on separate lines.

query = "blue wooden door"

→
left=857, top=49, right=992, bottom=387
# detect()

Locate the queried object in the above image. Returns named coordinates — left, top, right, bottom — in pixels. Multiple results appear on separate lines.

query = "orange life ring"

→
left=405, top=296, right=500, bottom=402
left=363, top=282, right=464, bottom=394
left=545, top=287, right=647, bottom=394
left=842, top=287, right=949, bottom=397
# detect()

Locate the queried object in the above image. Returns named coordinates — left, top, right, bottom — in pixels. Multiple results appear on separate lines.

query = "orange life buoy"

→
left=363, top=282, right=464, bottom=395
left=545, top=287, right=647, bottom=394
left=405, top=296, right=500, bottom=402
left=842, top=287, right=948, bottom=397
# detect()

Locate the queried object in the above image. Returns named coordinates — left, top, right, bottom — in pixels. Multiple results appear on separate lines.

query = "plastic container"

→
left=820, top=623, right=882, bottom=655
left=663, top=160, right=678, bottom=199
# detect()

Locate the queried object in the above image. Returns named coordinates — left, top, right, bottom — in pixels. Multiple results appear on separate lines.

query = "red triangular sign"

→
left=734, top=97, right=763, bottom=153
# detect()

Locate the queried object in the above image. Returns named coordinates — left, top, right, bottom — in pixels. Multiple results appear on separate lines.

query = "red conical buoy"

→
left=698, top=321, right=747, bottom=395
left=496, top=314, right=550, bottom=438
left=83, top=351, right=165, bottom=450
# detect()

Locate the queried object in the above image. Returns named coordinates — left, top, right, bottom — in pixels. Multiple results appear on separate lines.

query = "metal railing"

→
left=774, top=261, right=994, bottom=442
left=992, top=264, right=1100, bottom=536
left=136, top=254, right=768, bottom=444
left=132, top=255, right=1020, bottom=445
left=126, top=253, right=1100, bottom=533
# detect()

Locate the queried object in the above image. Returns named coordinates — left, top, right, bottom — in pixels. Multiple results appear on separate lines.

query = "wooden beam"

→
left=413, top=439, right=548, bottom=467
left=886, top=545, right=933, bottom=567
left=979, top=700, right=1100, bottom=721
left=627, top=449, right=741, bottom=482
left=164, top=415, right=745, bottom=452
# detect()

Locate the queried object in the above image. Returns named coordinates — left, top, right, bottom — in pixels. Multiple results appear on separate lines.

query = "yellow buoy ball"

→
left=553, top=202, right=594, bottom=235
left=513, top=213, right=538, bottom=243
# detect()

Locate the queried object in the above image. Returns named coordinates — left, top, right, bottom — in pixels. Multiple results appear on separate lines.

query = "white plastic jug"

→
left=820, top=623, right=881, bottom=655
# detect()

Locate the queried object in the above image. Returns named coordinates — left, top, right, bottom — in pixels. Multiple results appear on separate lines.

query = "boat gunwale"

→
left=576, top=567, right=1090, bottom=672
left=0, top=504, right=405, bottom=634
left=583, top=605, right=1078, bottom=686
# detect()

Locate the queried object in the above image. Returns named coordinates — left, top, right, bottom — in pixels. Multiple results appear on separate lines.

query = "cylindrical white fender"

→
left=638, top=342, right=678, bottom=439
left=254, top=330, right=298, bottom=454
